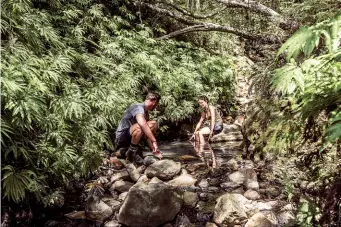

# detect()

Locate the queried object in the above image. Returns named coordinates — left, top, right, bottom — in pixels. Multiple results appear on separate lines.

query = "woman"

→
left=190, top=96, right=223, bottom=144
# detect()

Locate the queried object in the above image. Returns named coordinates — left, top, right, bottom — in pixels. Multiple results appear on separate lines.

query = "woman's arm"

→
left=190, top=112, right=206, bottom=139
left=209, top=106, right=215, bottom=139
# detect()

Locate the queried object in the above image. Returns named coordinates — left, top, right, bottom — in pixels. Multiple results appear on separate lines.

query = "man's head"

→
left=145, top=92, right=161, bottom=110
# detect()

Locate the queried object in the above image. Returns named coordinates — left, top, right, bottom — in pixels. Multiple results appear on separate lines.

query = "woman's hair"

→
left=198, top=95, right=209, bottom=103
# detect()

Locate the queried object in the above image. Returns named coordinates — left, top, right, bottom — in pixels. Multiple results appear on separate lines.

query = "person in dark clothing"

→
left=115, top=92, right=162, bottom=165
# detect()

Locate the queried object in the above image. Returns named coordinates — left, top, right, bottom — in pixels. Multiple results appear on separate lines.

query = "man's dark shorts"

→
left=115, top=129, right=131, bottom=150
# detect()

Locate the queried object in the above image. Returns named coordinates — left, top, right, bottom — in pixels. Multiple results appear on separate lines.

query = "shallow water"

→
left=144, top=140, right=244, bottom=166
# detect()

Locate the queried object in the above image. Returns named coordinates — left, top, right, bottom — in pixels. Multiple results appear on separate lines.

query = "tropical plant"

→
left=1, top=0, right=235, bottom=205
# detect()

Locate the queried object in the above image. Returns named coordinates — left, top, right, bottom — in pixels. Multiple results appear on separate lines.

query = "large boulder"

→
left=85, top=195, right=113, bottom=222
left=145, top=160, right=181, bottom=180
left=118, top=181, right=183, bottom=227
left=211, top=124, right=243, bottom=142
left=213, top=193, right=249, bottom=226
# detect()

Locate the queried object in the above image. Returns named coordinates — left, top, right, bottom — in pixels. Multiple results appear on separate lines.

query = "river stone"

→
left=221, top=181, right=242, bottom=190
left=244, top=190, right=261, bottom=200
left=102, top=197, right=122, bottom=212
left=126, top=164, right=140, bottom=182
left=112, top=180, right=134, bottom=192
left=213, top=193, right=249, bottom=226
left=228, top=169, right=257, bottom=184
left=150, top=176, right=163, bottom=184
left=136, top=175, right=149, bottom=183
left=211, top=131, right=243, bottom=142
left=104, top=220, right=120, bottom=227
left=205, top=223, right=218, bottom=227
left=118, top=192, right=128, bottom=201
left=278, top=210, right=296, bottom=227
left=145, top=160, right=181, bottom=180
left=199, top=179, right=210, bottom=188
left=168, top=174, right=197, bottom=187
left=175, top=213, right=191, bottom=227
left=224, top=158, right=239, bottom=171
left=110, top=170, right=130, bottom=184
left=65, top=211, right=86, bottom=220
left=183, top=191, right=199, bottom=208
left=244, top=212, right=274, bottom=227
left=144, top=156, right=156, bottom=166
left=118, top=181, right=183, bottom=227
left=85, top=196, right=113, bottom=222
left=244, top=179, right=259, bottom=190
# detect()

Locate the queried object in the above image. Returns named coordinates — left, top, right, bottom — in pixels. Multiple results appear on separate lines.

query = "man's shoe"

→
left=133, top=152, right=144, bottom=166
left=126, top=149, right=134, bottom=162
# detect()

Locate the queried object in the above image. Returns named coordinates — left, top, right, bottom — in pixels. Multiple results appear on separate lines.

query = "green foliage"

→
left=1, top=0, right=235, bottom=204
left=272, top=11, right=341, bottom=145
left=297, top=198, right=321, bottom=227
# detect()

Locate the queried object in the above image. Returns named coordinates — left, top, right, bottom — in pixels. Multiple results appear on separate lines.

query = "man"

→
left=115, top=92, right=162, bottom=165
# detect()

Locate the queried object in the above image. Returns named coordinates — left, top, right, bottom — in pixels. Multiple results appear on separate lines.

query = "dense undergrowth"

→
left=1, top=0, right=235, bottom=206
left=245, top=10, right=341, bottom=226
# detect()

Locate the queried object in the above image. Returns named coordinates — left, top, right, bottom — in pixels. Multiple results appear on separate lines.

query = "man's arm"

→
left=136, top=114, right=157, bottom=147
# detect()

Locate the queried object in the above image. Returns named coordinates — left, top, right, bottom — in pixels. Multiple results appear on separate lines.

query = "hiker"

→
left=115, top=92, right=162, bottom=165
left=190, top=95, right=223, bottom=144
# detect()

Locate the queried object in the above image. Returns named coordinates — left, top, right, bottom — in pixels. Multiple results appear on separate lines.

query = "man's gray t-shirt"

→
left=116, top=103, right=149, bottom=137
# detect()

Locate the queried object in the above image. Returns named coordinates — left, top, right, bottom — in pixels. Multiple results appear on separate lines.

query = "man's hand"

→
left=152, top=141, right=158, bottom=152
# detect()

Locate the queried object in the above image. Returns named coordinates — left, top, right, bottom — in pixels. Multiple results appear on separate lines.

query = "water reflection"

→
left=145, top=140, right=243, bottom=167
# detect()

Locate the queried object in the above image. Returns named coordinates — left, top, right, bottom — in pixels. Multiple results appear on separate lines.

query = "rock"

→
left=136, top=175, right=149, bottom=183
left=145, top=160, right=181, bottom=180
left=244, top=190, right=261, bottom=200
left=225, top=159, right=238, bottom=171
left=244, top=179, right=259, bottom=190
left=126, top=164, right=140, bottom=182
left=150, top=177, right=163, bottom=184
left=175, top=213, right=191, bottom=227
left=213, top=193, right=249, bottom=226
left=220, top=181, right=242, bottom=190
left=85, top=195, right=113, bottom=222
left=102, top=197, right=121, bottom=212
left=265, top=186, right=281, bottom=198
left=278, top=210, right=296, bottom=227
left=211, top=124, right=243, bottom=143
left=244, top=212, right=274, bottom=227
left=104, top=220, right=120, bottom=227
left=199, top=193, right=211, bottom=201
left=231, top=187, right=245, bottom=194
left=207, top=187, right=220, bottom=193
left=118, top=181, right=183, bottom=227
left=262, top=211, right=278, bottom=225
left=111, top=180, right=134, bottom=192
left=206, top=222, right=218, bottom=227
left=199, top=179, right=210, bottom=188
left=168, top=174, right=197, bottom=187
left=228, top=169, right=257, bottom=184
left=144, top=156, right=156, bottom=166
left=65, top=211, right=86, bottom=220
left=183, top=191, right=199, bottom=208
left=110, top=170, right=130, bottom=184
left=207, top=177, right=221, bottom=186
left=97, top=176, right=109, bottom=184
left=186, top=163, right=207, bottom=173
left=118, top=192, right=128, bottom=201
left=162, top=223, right=174, bottom=227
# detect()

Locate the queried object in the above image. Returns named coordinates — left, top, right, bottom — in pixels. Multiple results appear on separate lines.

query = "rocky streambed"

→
left=46, top=124, right=297, bottom=227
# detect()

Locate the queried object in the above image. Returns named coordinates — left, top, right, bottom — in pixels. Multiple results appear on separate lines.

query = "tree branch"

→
left=156, top=1, right=228, bottom=19
left=157, top=23, right=262, bottom=40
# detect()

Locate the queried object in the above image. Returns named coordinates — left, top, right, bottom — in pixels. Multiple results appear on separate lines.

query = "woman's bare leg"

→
left=198, top=127, right=210, bottom=145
